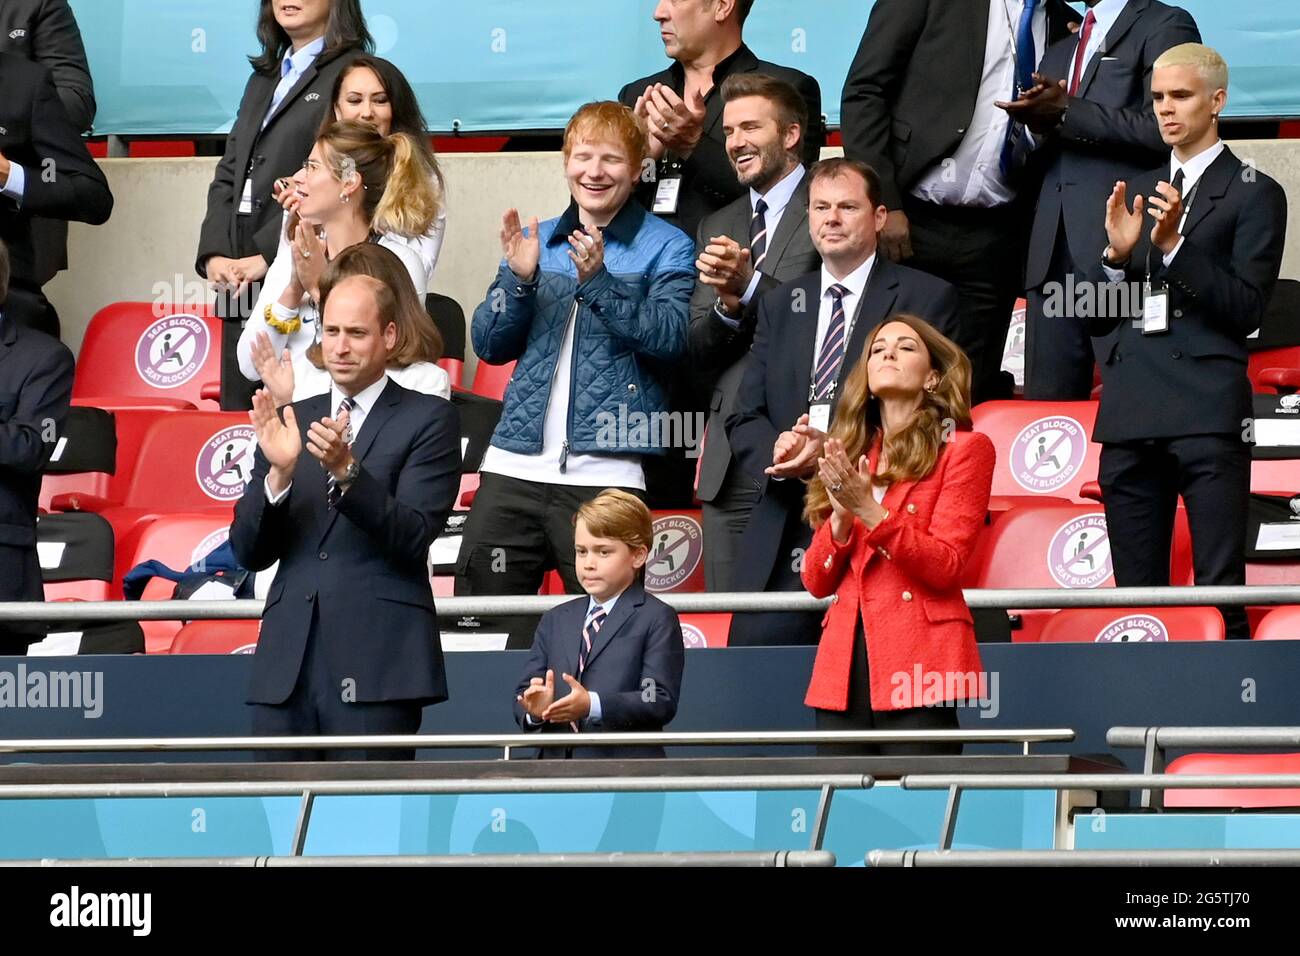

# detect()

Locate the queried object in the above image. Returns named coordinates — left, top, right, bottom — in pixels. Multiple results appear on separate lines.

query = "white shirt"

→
left=264, top=37, right=325, bottom=127
left=264, top=373, right=390, bottom=504
left=1069, top=0, right=1130, bottom=90
left=292, top=357, right=450, bottom=402
left=238, top=218, right=430, bottom=382
left=911, top=0, right=1048, bottom=207
left=811, top=256, right=877, bottom=389
left=480, top=302, right=646, bottom=490
left=0, top=162, right=24, bottom=204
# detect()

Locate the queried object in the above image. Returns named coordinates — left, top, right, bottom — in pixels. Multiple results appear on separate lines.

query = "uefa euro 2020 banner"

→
left=70, top=0, right=1300, bottom=136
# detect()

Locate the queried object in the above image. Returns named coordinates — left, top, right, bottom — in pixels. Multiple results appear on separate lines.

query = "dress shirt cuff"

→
left=1, top=162, right=26, bottom=203
left=1102, top=264, right=1127, bottom=284
left=264, top=477, right=292, bottom=505
left=524, top=712, right=543, bottom=726
left=1162, top=236, right=1185, bottom=268
left=713, top=300, right=742, bottom=331
left=739, top=270, right=763, bottom=307
left=587, top=691, right=602, bottom=723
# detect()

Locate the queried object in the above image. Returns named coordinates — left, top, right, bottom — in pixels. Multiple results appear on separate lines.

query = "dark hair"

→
left=736, top=0, right=756, bottom=25
left=0, top=238, right=8, bottom=307
left=808, top=157, right=884, bottom=209
left=249, top=0, right=373, bottom=75
left=325, top=56, right=446, bottom=200
left=311, top=243, right=442, bottom=368
left=720, top=72, right=807, bottom=147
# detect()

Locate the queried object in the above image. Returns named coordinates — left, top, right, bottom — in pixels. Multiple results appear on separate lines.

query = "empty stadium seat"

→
left=74, top=303, right=223, bottom=409
left=1251, top=458, right=1300, bottom=495
left=471, top=360, right=516, bottom=401
left=1038, top=606, right=1224, bottom=643
left=169, top=620, right=260, bottom=655
left=125, top=513, right=234, bottom=653
left=962, top=503, right=1194, bottom=642
left=646, top=509, right=706, bottom=594
left=1253, top=605, right=1300, bottom=639
left=678, top=613, right=731, bottom=648
left=1165, top=752, right=1300, bottom=808
left=970, top=401, right=1101, bottom=512
left=49, top=412, right=248, bottom=594
left=1245, top=562, right=1300, bottom=634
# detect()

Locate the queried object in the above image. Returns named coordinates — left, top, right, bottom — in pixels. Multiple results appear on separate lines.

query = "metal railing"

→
left=1108, top=726, right=1300, bottom=810
left=6, top=584, right=1300, bottom=622
left=869, top=848, right=1300, bottom=867
left=5, top=850, right=837, bottom=867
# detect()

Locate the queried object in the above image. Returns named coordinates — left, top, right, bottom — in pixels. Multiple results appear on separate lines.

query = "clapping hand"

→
left=501, top=208, right=541, bottom=282
left=250, top=331, right=295, bottom=407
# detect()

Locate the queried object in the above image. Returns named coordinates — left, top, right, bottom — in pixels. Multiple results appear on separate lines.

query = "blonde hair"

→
left=563, top=101, right=648, bottom=167
left=317, top=120, right=441, bottom=238
left=1154, top=42, right=1229, bottom=92
left=574, top=489, right=654, bottom=553
left=804, top=314, right=973, bottom=528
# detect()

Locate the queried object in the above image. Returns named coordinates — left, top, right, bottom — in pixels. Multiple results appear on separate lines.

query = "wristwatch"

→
left=337, top=459, right=361, bottom=485
left=1101, top=246, right=1130, bottom=270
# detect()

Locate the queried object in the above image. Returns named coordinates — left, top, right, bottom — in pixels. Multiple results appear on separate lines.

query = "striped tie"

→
left=750, top=198, right=769, bottom=271
left=572, top=606, right=607, bottom=733
left=812, top=284, right=849, bottom=402
left=325, top=396, right=356, bottom=508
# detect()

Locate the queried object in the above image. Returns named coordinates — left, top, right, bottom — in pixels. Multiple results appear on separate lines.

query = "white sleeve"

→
left=393, top=362, right=451, bottom=400
left=240, top=215, right=300, bottom=381
left=408, top=211, right=446, bottom=285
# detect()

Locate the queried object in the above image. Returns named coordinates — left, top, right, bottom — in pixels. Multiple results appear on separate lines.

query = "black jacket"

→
left=619, top=43, right=825, bottom=240
left=1088, top=146, right=1288, bottom=444
left=0, top=0, right=94, bottom=131
left=195, top=45, right=363, bottom=276
left=840, top=0, right=1081, bottom=211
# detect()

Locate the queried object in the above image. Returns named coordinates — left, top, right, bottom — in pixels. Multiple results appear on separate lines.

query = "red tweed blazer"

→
left=801, top=429, right=995, bottom=712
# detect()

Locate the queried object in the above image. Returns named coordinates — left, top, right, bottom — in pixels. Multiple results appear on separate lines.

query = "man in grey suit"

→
left=688, top=73, right=820, bottom=591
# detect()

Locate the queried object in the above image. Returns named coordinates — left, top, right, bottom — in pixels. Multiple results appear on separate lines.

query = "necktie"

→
left=812, top=284, right=849, bottom=402
left=325, top=396, right=356, bottom=508
left=1000, top=0, right=1038, bottom=175
left=1169, top=166, right=1186, bottom=231
left=750, top=198, right=769, bottom=271
left=572, top=607, right=607, bottom=733
left=1068, top=9, right=1096, bottom=96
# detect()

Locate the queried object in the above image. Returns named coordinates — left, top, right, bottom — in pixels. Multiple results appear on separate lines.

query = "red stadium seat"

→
left=678, top=613, right=731, bottom=648
left=471, top=360, right=516, bottom=401
left=646, top=509, right=706, bottom=594
left=1253, top=605, right=1300, bottom=640
left=74, top=303, right=223, bottom=409
left=169, top=620, right=260, bottom=655
left=125, top=513, right=234, bottom=653
left=1250, top=346, right=1300, bottom=393
left=962, top=503, right=1194, bottom=642
left=49, top=412, right=247, bottom=595
left=1245, top=562, right=1300, bottom=634
left=1038, top=606, right=1224, bottom=643
left=39, top=406, right=179, bottom=512
left=971, top=401, right=1101, bottom=512
left=1251, top=458, right=1300, bottom=495
left=1165, top=752, right=1300, bottom=808
left=43, top=581, right=112, bottom=602
left=438, top=357, right=465, bottom=390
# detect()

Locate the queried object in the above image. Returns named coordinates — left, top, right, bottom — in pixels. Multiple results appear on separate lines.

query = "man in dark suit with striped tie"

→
left=688, top=73, right=821, bottom=592
left=232, top=270, right=461, bottom=760
left=726, top=158, right=959, bottom=646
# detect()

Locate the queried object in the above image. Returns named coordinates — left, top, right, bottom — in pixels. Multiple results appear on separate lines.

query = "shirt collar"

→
left=667, top=42, right=751, bottom=94
left=330, top=373, right=389, bottom=419
left=587, top=589, right=625, bottom=619
left=1088, top=0, right=1130, bottom=35
left=1171, top=140, right=1225, bottom=193
left=282, top=36, right=325, bottom=78
left=750, top=163, right=805, bottom=219
left=821, top=253, right=877, bottom=303
left=550, top=198, right=646, bottom=248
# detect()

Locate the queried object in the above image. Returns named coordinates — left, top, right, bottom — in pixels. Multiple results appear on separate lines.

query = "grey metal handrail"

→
left=7, top=585, right=1300, bottom=622
left=870, top=848, right=1300, bottom=867
left=3, top=850, right=838, bottom=867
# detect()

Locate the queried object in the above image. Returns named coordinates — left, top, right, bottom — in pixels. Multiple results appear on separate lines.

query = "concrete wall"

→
left=46, top=141, right=1300, bottom=379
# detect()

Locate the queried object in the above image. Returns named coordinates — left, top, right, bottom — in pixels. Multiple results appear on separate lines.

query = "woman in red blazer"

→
left=801, top=314, right=994, bottom=756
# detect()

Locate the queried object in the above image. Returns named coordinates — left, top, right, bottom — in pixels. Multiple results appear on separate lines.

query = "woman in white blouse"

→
left=250, top=242, right=449, bottom=403
left=237, top=118, right=441, bottom=381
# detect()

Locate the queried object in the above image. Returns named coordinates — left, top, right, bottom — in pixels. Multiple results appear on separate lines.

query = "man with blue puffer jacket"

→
left=457, top=101, right=696, bottom=648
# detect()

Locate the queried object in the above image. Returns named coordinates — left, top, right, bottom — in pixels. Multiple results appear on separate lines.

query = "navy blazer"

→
left=725, top=259, right=960, bottom=593
left=1087, top=146, right=1288, bottom=444
left=1025, top=0, right=1199, bottom=288
left=231, top=379, right=461, bottom=705
left=0, top=312, right=73, bottom=607
left=513, top=581, right=685, bottom=759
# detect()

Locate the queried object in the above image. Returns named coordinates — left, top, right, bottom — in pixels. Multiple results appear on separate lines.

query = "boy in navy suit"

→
left=514, top=490, right=685, bottom=758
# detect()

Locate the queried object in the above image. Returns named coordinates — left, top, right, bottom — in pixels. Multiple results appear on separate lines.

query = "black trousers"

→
left=212, top=215, right=263, bottom=411
left=814, top=621, right=961, bottom=756
left=1099, top=434, right=1251, bottom=640
left=1024, top=221, right=1095, bottom=400
left=249, top=607, right=425, bottom=761
left=4, top=281, right=60, bottom=339
left=903, top=196, right=1023, bottom=405
left=701, top=471, right=760, bottom=592
left=455, top=472, right=645, bottom=648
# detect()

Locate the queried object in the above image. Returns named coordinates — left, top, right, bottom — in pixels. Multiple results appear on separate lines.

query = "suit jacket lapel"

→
left=581, top=581, right=646, bottom=672
left=319, top=379, right=401, bottom=539
left=1078, top=0, right=1147, bottom=99
left=760, top=178, right=808, bottom=272
left=967, top=0, right=992, bottom=104
left=262, top=58, right=322, bottom=133
left=0, top=316, right=17, bottom=372
left=1179, top=146, right=1236, bottom=239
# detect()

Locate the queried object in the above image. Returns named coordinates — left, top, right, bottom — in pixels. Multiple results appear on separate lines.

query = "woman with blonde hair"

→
left=237, top=119, right=441, bottom=383
left=801, top=314, right=995, bottom=756
left=249, top=242, right=448, bottom=403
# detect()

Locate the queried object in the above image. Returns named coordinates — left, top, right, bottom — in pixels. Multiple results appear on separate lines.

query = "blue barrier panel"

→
left=68, top=0, right=1300, bottom=135
left=1076, top=814, right=1300, bottom=849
